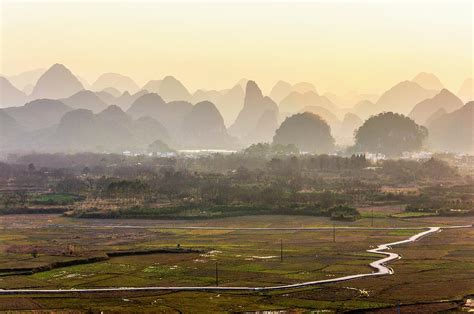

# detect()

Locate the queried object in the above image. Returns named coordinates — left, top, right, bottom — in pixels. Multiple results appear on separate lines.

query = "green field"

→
left=0, top=214, right=473, bottom=312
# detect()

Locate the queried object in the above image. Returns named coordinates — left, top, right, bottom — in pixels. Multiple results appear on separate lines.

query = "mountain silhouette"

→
left=96, top=104, right=132, bottom=125
left=95, top=90, right=117, bottom=105
left=292, top=82, right=317, bottom=94
left=52, top=105, right=170, bottom=152
left=94, top=106, right=136, bottom=149
left=127, top=93, right=167, bottom=120
left=159, top=76, right=191, bottom=101
left=270, top=81, right=292, bottom=104
left=115, top=90, right=149, bottom=110
left=91, top=73, right=139, bottom=93
left=412, top=72, right=444, bottom=91
left=280, top=91, right=336, bottom=114
left=457, top=78, right=473, bottom=103
left=7, top=68, right=45, bottom=92
left=181, top=101, right=233, bottom=148
left=269, top=81, right=319, bottom=106
left=219, top=85, right=245, bottom=125
left=428, top=102, right=473, bottom=153
left=351, top=100, right=380, bottom=120
left=237, top=78, right=249, bottom=89
left=101, top=87, right=121, bottom=97
left=30, top=64, right=84, bottom=99
left=142, top=80, right=162, bottom=93
left=23, top=84, right=34, bottom=95
left=408, top=89, right=463, bottom=125
left=193, top=89, right=222, bottom=105
left=300, top=105, right=340, bottom=131
left=337, top=112, right=363, bottom=143
left=0, top=109, right=23, bottom=140
left=229, top=81, right=279, bottom=141
left=132, top=116, right=171, bottom=149
left=324, top=91, right=379, bottom=108
left=127, top=93, right=193, bottom=137
left=62, top=90, right=109, bottom=113
left=376, top=81, right=437, bottom=114
left=245, top=109, right=279, bottom=144
left=192, top=84, right=245, bottom=126
left=425, top=108, right=447, bottom=126
left=0, top=77, right=27, bottom=107
left=4, top=99, right=72, bottom=131
left=54, top=109, right=99, bottom=151
left=143, top=76, right=192, bottom=102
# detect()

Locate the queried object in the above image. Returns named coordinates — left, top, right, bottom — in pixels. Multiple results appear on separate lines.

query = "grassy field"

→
left=0, top=214, right=472, bottom=312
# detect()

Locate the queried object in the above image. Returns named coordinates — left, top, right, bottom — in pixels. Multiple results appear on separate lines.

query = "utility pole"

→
left=333, top=222, right=336, bottom=243
left=371, top=209, right=374, bottom=227
left=280, top=239, right=283, bottom=262
left=215, top=261, right=218, bottom=286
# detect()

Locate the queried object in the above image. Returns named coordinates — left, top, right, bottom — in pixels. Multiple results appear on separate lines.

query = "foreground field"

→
left=0, top=214, right=473, bottom=312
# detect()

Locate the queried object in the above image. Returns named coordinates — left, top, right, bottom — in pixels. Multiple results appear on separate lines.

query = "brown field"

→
left=0, top=214, right=472, bottom=312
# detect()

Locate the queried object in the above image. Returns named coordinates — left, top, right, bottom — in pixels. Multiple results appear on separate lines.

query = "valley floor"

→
left=0, top=214, right=472, bottom=312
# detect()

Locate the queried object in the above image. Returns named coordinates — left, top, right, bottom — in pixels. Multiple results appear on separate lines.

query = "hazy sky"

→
left=1, top=0, right=472, bottom=94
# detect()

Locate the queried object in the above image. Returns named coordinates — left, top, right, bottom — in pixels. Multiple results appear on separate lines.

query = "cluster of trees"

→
left=273, top=112, right=335, bottom=153
left=271, top=111, right=431, bottom=156
left=354, top=112, right=428, bottom=157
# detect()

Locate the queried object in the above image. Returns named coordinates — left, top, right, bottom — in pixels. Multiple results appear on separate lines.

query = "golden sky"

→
left=1, top=0, right=473, bottom=94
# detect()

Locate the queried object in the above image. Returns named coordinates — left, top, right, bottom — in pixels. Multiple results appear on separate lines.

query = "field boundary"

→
left=0, top=248, right=205, bottom=277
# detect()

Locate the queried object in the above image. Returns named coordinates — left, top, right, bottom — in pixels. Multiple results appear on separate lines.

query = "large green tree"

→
left=354, top=112, right=427, bottom=156
left=273, top=112, right=335, bottom=153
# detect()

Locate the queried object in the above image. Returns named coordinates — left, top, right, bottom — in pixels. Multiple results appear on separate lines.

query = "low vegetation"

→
left=0, top=152, right=471, bottom=219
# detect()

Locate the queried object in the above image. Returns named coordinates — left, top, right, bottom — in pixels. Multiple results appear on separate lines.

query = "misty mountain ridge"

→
left=457, top=78, right=473, bottom=103
left=412, top=72, right=444, bottom=91
left=61, top=90, right=109, bottom=113
left=427, top=102, right=473, bottom=153
left=280, top=90, right=337, bottom=115
left=0, top=77, right=27, bottom=107
left=376, top=80, right=438, bottom=114
left=3, top=63, right=473, bottom=154
left=142, top=76, right=192, bottom=102
left=192, top=83, right=245, bottom=126
left=3, top=99, right=72, bottom=131
left=91, top=72, right=140, bottom=94
left=30, top=64, right=84, bottom=100
left=229, top=80, right=279, bottom=144
left=408, top=89, right=463, bottom=125
left=181, top=101, right=234, bottom=148
left=269, top=81, right=318, bottom=104
left=6, top=68, right=45, bottom=91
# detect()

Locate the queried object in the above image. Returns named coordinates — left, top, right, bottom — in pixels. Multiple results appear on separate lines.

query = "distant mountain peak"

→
left=408, top=88, right=463, bottom=125
left=99, top=104, right=125, bottom=115
left=30, top=63, right=84, bottom=99
left=292, top=81, right=317, bottom=94
left=243, top=80, right=264, bottom=106
left=91, top=72, right=139, bottom=93
left=270, top=80, right=292, bottom=104
left=0, top=76, right=27, bottom=107
left=61, top=90, right=108, bottom=113
left=457, top=78, right=473, bottom=102
left=154, top=76, right=191, bottom=102
left=412, top=72, right=444, bottom=91
left=229, top=81, right=278, bottom=142
left=162, top=75, right=179, bottom=82
left=376, top=80, right=437, bottom=114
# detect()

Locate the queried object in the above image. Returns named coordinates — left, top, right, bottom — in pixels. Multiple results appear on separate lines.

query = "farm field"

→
left=0, top=214, right=472, bottom=312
